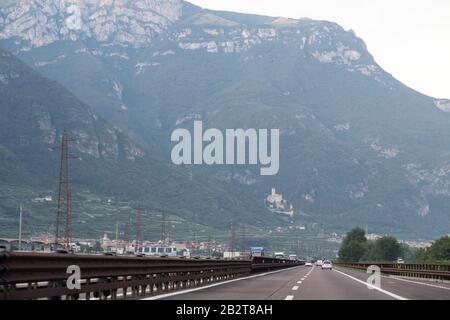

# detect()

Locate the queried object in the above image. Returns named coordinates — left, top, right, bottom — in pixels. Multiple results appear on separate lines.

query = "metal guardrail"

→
left=335, top=262, right=450, bottom=281
left=0, top=252, right=303, bottom=300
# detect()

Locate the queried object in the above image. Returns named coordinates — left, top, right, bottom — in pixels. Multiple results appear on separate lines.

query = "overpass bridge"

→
left=0, top=252, right=449, bottom=300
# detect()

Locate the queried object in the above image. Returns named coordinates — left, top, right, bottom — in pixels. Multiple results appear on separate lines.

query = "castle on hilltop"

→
left=265, top=188, right=294, bottom=217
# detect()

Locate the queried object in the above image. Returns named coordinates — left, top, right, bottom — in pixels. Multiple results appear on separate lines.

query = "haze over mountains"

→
left=1, top=0, right=450, bottom=239
left=0, top=47, right=279, bottom=237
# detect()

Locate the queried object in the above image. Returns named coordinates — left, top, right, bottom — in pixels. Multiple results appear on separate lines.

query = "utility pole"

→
left=296, top=236, right=301, bottom=257
left=65, top=191, right=72, bottom=247
left=18, top=204, right=23, bottom=251
left=115, top=223, right=119, bottom=253
left=135, top=208, right=142, bottom=253
left=230, top=224, right=236, bottom=258
left=240, top=224, right=247, bottom=253
left=160, top=212, right=166, bottom=244
left=208, top=234, right=212, bottom=258
left=124, top=223, right=129, bottom=250
left=192, top=231, right=197, bottom=254
left=54, top=130, right=75, bottom=249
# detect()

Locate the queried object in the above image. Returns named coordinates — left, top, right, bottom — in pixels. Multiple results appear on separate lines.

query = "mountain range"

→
left=1, top=0, right=450, bottom=239
left=0, top=46, right=278, bottom=238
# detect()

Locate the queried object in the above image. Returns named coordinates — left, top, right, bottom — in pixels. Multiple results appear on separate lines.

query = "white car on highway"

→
left=315, top=260, right=323, bottom=266
left=305, top=262, right=313, bottom=267
left=321, top=260, right=333, bottom=270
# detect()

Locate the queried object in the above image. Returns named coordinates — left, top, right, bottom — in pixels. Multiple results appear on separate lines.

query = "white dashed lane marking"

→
left=144, top=266, right=303, bottom=300
left=284, top=266, right=315, bottom=300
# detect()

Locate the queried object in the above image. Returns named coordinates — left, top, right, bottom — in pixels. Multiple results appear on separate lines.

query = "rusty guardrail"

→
left=0, top=252, right=303, bottom=300
left=335, top=262, right=450, bottom=281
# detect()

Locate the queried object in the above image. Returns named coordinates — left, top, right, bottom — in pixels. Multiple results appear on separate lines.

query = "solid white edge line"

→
left=333, top=269, right=408, bottom=300
left=285, top=295, right=294, bottom=300
left=388, top=276, right=450, bottom=291
left=143, top=266, right=303, bottom=300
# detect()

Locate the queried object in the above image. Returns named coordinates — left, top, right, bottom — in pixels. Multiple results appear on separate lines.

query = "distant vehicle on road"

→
left=69, top=243, right=81, bottom=253
left=315, top=260, right=323, bottom=266
left=397, top=258, right=405, bottom=264
left=305, top=261, right=313, bottom=267
left=274, top=252, right=285, bottom=259
left=322, top=260, right=332, bottom=270
left=288, top=254, right=298, bottom=261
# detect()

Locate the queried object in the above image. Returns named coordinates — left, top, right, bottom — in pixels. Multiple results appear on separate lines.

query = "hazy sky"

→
left=190, top=0, right=450, bottom=99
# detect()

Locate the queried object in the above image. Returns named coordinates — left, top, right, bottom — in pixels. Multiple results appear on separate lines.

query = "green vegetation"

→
left=338, top=227, right=405, bottom=263
left=337, top=227, right=368, bottom=262
left=415, top=236, right=450, bottom=262
left=339, top=228, right=450, bottom=263
left=362, top=236, right=403, bottom=262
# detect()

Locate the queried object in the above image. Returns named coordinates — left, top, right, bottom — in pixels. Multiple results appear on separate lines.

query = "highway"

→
left=152, top=265, right=450, bottom=300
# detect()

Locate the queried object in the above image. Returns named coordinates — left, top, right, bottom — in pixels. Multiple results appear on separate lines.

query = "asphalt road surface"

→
left=152, top=265, right=450, bottom=300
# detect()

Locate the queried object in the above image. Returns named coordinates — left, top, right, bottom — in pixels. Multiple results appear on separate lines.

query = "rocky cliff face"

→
left=0, top=1, right=384, bottom=83
left=0, top=48, right=145, bottom=162
left=0, top=0, right=183, bottom=48
left=170, top=14, right=385, bottom=83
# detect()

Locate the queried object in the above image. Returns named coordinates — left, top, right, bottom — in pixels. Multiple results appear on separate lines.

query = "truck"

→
left=274, top=252, right=285, bottom=259
left=250, top=247, right=265, bottom=257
